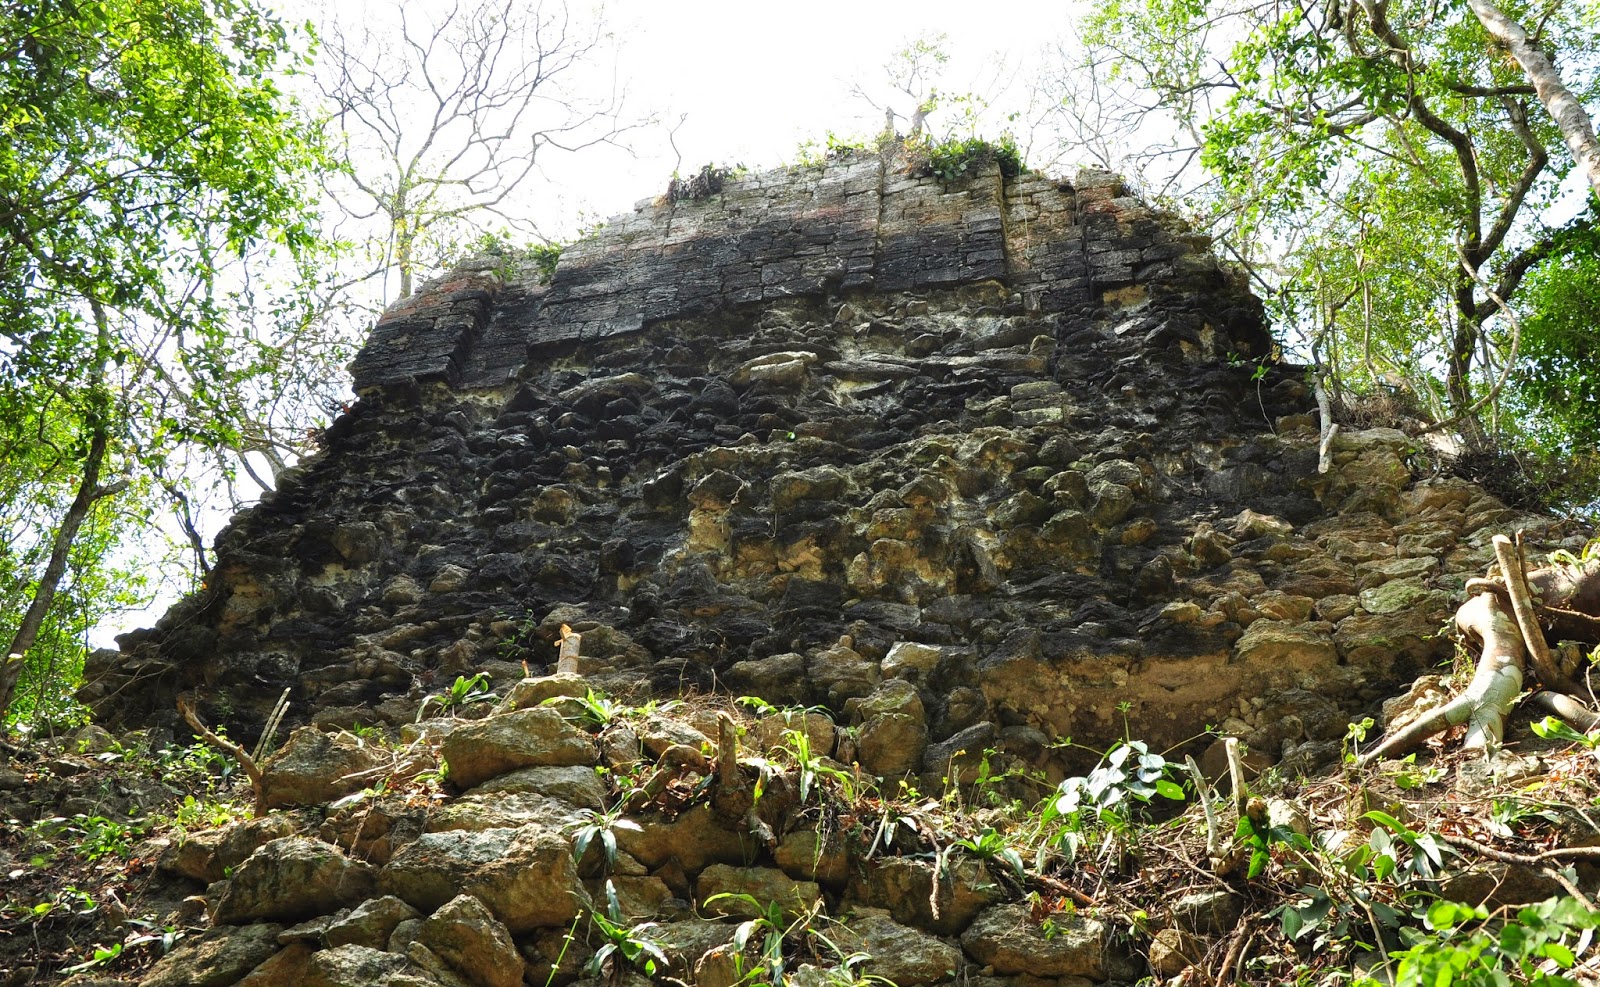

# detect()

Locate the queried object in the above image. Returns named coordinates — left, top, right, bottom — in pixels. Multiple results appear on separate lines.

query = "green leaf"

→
left=1542, top=942, right=1576, bottom=967
left=1425, top=900, right=1484, bottom=930
left=1247, top=848, right=1269, bottom=879
left=1363, top=810, right=1413, bottom=838
left=1281, top=906, right=1303, bottom=941
left=1373, top=854, right=1396, bottom=883
left=1531, top=717, right=1592, bottom=746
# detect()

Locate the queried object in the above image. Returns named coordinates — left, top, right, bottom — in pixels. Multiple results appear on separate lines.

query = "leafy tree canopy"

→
left=0, top=0, right=331, bottom=723
left=1074, top=0, right=1600, bottom=490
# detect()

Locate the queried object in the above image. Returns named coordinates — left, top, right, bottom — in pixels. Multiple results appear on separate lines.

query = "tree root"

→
left=1359, top=533, right=1600, bottom=766
left=1357, top=592, right=1523, bottom=766
left=1529, top=690, right=1600, bottom=732
left=1495, top=535, right=1584, bottom=696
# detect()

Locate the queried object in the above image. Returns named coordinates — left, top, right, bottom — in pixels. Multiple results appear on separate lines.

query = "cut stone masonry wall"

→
left=349, top=153, right=1258, bottom=394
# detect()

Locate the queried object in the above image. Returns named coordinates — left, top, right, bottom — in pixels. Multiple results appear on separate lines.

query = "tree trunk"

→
left=1466, top=0, right=1600, bottom=204
left=394, top=185, right=413, bottom=300
left=0, top=301, right=124, bottom=720
left=0, top=428, right=111, bottom=717
left=1447, top=277, right=1483, bottom=436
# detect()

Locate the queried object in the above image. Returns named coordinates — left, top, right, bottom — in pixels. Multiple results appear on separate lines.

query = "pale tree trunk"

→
left=1466, top=0, right=1600, bottom=203
left=394, top=184, right=414, bottom=300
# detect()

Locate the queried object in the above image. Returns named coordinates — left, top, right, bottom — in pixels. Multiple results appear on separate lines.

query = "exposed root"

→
left=1529, top=691, right=1600, bottom=732
left=1361, top=533, right=1600, bottom=765
left=1495, top=534, right=1582, bottom=696
left=1357, top=593, right=1523, bottom=766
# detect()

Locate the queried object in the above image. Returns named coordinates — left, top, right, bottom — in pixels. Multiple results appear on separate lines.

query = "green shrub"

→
left=917, top=134, right=1024, bottom=183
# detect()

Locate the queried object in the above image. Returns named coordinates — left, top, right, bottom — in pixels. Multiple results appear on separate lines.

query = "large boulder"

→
left=304, top=945, right=413, bottom=987
left=846, top=856, right=1001, bottom=936
left=138, top=922, right=282, bottom=987
left=832, top=909, right=964, bottom=986
left=614, top=803, right=756, bottom=871
left=697, top=864, right=821, bottom=921
left=960, top=903, right=1107, bottom=979
left=853, top=679, right=928, bottom=779
left=381, top=824, right=587, bottom=932
left=213, top=837, right=376, bottom=925
left=415, top=893, right=524, bottom=987
left=260, top=727, right=385, bottom=810
left=439, top=707, right=596, bottom=789
left=470, top=764, right=607, bottom=809
left=325, top=895, right=423, bottom=949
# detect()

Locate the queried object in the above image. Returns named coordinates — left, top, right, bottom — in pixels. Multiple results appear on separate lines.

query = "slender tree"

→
left=1070, top=0, right=1599, bottom=442
left=0, top=0, right=329, bottom=719
left=315, top=0, right=633, bottom=303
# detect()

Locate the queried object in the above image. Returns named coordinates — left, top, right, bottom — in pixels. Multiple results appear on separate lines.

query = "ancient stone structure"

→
left=66, top=148, right=1600, bottom=987
left=86, top=149, right=1582, bottom=777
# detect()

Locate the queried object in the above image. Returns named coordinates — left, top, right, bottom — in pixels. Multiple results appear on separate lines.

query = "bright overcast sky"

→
left=454, top=0, right=1079, bottom=235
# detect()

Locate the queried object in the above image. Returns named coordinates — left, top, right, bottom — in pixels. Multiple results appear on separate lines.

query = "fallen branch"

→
left=1032, top=872, right=1096, bottom=908
left=178, top=697, right=266, bottom=818
left=1439, top=833, right=1599, bottom=911
left=251, top=687, right=292, bottom=763
left=1225, top=737, right=1248, bottom=817
left=1440, top=831, right=1600, bottom=865
left=1185, top=755, right=1223, bottom=862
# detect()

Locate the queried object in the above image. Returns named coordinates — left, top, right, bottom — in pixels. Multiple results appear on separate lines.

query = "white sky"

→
left=484, top=1, right=1079, bottom=235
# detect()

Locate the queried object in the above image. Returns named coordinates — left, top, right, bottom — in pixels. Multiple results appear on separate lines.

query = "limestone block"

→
left=831, top=909, right=964, bottom=986
left=698, top=864, right=822, bottom=921
left=415, top=893, right=523, bottom=987
left=213, top=837, right=376, bottom=925
left=960, top=903, right=1106, bottom=978
left=138, top=922, right=283, bottom=987
left=438, top=707, right=596, bottom=789
left=260, top=727, right=384, bottom=810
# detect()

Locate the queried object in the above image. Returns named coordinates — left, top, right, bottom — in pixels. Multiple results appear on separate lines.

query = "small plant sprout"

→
left=953, top=826, right=1026, bottom=878
left=1389, top=753, right=1448, bottom=790
left=703, top=891, right=826, bottom=985
left=1343, top=716, right=1377, bottom=763
left=569, top=805, right=643, bottom=876
left=1372, top=897, right=1600, bottom=987
left=1034, top=739, right=1185, bottom=867
left=1531, top=715, right=1600, bottom=752
left=416, top=673, right=495, bottom=720
left=583, top=881, right=668, bottom=985
left=61, top=942, right=124, bottom=975
left=1050, top=741, right=1185, bottom=817
left=561, top=688, right=629, bottom=729
left=782, top=727, right=856, bottom=803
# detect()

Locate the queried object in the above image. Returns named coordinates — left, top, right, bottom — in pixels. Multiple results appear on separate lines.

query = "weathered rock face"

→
left=83, top=150, right=1583, bottom=773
